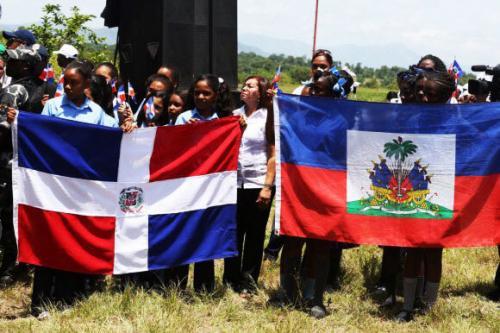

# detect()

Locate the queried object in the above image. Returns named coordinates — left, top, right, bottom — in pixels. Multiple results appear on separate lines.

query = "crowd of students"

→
left=0, top=29, right=498, bottom=322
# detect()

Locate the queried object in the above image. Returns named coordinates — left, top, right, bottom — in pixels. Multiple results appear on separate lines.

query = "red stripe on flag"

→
left=18, top=205, right=116, bottom=274
left=150, top=117, right=242, bottom=182
left=280, top=163, right=499, bottom=247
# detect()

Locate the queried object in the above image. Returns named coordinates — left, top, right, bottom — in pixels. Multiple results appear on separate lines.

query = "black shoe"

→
left=395, top=310, right=414, bottom=323
left=267, top=291, right=289, bottom=308
left=486, top=288, right=500, bottom=302
left=372, top=284, right=387, bottom=296
left=380, top=294, right=396, bottom=308
left=310, top=304, right=327, bottom=319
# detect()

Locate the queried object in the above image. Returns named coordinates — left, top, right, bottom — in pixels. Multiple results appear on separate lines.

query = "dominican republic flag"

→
left=274, top=94, right=499, bottom=247
left=117, top=84, right=127, bottom=104
left=12, top=113, right=242, bottom=274
left=127, top=81, right=137, bottom=103
left=38, top=64, right=55, bottom=83
left=143, top=97, right=155, bottom=120
left=54, top=74, right=64, bottom=97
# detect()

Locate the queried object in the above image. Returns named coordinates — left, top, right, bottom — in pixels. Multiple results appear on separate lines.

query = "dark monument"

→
left=101, top=0, right=237, bottom=99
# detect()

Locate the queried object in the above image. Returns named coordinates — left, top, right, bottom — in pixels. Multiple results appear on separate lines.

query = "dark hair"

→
left=309, top=69, right=353, bottom=98
left=386, top=91, right=399, bottom=101
left=145, top=74, right=174, bottom=95
left=158, top=65, right=180, bottom=86
left=397, top=69, right=419, bottom=104
left=95, top=62, right=119, bottom=81
left=65, top=60, right=93, bottom=81
left=312, top=49, right=333, bottom=67
left=136, top=89, right=172, bottom=127
left=186, top=74, right=233, bottom=117
left=417, top=54, right=447, bottom=73
left=416, top=70, right=456, bottom=103
left=89, top=74, right=114, bottom=116
left=243, top=75, right=270, bottom=109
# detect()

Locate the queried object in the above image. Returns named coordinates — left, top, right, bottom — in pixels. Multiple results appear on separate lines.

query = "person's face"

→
left=311, top=55, right=331, bottom=77
left=311, top=77, right=332, bottom=97
left=240, top=78, right=260, bottom=105
left=6, top=38, right=24, bottom=50
left=168, top=94, right=184, bottom=118
left=64, top=68, right=89, bottom=101
left=148, top=80, right=167, bottom=95
left=152, top=96, right=164, bottom=115
left=57, top=54, right=73, bottom=69
left=95, top=66, right=113, bottom=82
left=418, top=59, right=435, bottom=70
left=194, top=80, right=217, bottom=112
left=416, top=78, right=445, bottom=104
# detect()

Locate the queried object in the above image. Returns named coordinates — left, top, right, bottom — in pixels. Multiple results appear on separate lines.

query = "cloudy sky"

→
left=1, top=0, right=499, bottom=69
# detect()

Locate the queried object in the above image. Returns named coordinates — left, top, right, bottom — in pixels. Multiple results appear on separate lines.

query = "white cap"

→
left=53, top=44, right=79, bottom=59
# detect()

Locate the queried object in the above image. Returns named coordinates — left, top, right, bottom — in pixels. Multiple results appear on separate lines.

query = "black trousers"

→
left=281, top=236, right=330, bottom=305
left=379, top=246, right=404, bottom=294
left=264, top=222, right=284, bottom=259
left=31, top=267, right=87, bottom=312
left=223, top=188, right=273, bottom=289
left=0, top=184, right=16, bottom=276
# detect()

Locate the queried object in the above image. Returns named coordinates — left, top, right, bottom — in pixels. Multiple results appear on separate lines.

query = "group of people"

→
left=0, top=28, right=498, bottom=322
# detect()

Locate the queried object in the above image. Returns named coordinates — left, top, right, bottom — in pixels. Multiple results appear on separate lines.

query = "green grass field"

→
left=0, top=239, right=498, bottom=332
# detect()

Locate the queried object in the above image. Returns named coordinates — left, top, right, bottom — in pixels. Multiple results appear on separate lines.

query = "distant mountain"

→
left=238, top=33, right=421, bottom=68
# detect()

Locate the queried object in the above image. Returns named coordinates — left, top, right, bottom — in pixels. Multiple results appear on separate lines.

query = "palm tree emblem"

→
left=383, top=137, right=418, bottom=199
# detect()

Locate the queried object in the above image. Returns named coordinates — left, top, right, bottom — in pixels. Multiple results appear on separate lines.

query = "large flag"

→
left=274, top=94, right=499, bottom=247
left=12, top=113, right=242, bottom=274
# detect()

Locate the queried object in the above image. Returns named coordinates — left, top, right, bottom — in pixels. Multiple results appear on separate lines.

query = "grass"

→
left=0, top=244, right=498, bottom=332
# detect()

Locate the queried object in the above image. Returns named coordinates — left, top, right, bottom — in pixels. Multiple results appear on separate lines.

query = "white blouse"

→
left=233, top=106, right=269, bottom=189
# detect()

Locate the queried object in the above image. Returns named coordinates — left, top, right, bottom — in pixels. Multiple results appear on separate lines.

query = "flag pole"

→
left=312, top=0, right=319, bottom=56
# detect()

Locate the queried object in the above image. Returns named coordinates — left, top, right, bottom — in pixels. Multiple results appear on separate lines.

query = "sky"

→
left=1, top=0, right=499, bottom=69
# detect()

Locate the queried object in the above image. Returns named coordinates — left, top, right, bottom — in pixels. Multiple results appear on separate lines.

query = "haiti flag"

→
left=274, top=94, right=499, bottom=247
left=12, top=113, right=242, bottom=274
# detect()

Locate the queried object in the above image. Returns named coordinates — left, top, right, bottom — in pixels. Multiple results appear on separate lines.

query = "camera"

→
left=469, top=65, right=500, bottom=102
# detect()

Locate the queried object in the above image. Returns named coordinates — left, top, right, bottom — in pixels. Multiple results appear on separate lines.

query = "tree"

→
left=27, top=4, right=110, bottom=64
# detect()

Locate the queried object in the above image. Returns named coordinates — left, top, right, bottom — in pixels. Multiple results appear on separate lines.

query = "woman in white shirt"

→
left=223, top=76, right=275, bottom=293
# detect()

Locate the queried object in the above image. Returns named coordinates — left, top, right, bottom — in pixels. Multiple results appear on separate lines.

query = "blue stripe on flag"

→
left=148, top=205, right=237, bottom=270
left=278, top=94, right=500, bottom=176
left=17, top=112, right=123, bottom=181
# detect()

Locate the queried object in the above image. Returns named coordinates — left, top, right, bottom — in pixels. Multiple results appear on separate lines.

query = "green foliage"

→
left=238, top=52, right=409, bottom=91
left=384, top=137, right=418, bottom=162
left=27, top=4, right=111, bottom=64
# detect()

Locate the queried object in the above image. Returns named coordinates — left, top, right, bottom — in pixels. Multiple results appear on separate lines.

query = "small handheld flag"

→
left=127, top=81, right=136, bottom=103
left=449, top=60, right=464, bottom=80
left=117, top=85, right=127, bottom=104
left=54, top=74, right=64, bottom=97
left=111, top=80, right=118, bottom=95
left=143, top=97, right=156, bottom=120
left=39, top=64, right=55, bottom=83
left=271, top=65, right=282, bottom=94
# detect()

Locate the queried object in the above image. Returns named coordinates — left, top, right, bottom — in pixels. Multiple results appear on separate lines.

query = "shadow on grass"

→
left=441, top=281, right=494, bottom=298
